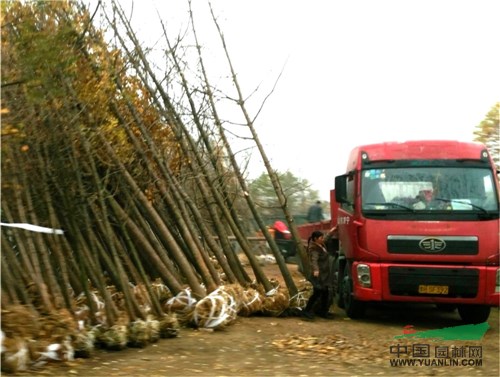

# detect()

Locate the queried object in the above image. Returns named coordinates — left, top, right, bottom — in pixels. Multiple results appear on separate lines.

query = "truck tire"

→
left=457, top=305, right=491, bottom=324
left=341, top=265, right=365, bottom=319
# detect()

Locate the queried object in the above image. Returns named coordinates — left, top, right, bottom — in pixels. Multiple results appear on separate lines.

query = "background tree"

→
left=248, top=171, right=323, bottom=225
left=473, top=102, right=499, bottom=169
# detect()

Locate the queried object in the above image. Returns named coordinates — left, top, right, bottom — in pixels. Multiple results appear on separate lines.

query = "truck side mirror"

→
left=335, top=174, right=349, bottom=204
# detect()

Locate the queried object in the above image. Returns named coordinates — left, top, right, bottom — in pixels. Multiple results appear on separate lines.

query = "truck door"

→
left=335, top=171, right=357, bottom=260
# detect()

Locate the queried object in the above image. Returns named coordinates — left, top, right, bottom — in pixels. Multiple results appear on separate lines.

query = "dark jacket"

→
left=307, top=241, right=331, bottom=289
left=307, top=204, right=323, bottom=222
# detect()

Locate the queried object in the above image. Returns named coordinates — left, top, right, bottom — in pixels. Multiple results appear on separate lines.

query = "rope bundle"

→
left=163, top=288, right=198, bottom=326
left=238, top=288, right=263, bottom=317
left=261, top=287, right=290, bottom=317
left=192, top=289, right=238, bottom=329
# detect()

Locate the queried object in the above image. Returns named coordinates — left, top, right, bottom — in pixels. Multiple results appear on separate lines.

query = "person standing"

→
left=302, top=230, right=335, bottom=320
left=307, top=200, right=323, bottom=223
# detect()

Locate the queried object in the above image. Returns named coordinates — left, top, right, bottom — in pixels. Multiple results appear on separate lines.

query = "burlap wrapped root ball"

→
left=72, top=327, right=96, bottom=358
left=1, top=307, right=80, bottom=373
left=192, top=289, right=238, bottom=329
left=158, top=313, right=179, bottom=338
left=1, top=305, right=40, bottom=339
left=1, top=336, right=31, bottom=373
left=93, top=324, right=128, bottom=351
left=127, top=316, right=161, bottom=348
left=28, top=335, right=75, bottom=366
left=163, top=288, right=197, bottom=325
left=288, top=278, right=314, bottom=310
left=238, top=288, right=264, bottom=317
left=74, top=290, right=107, bottom=325
left=261, top=288, right=290, bottom=317
left=151, top=279, right=172, bottom=304
left=146, top=316, right=161, bottom=343
left=132, top=284, right=152, bottom=312
left=289, top=289, right=310, bottom=309
left=216, top=284, right=245, bottom=312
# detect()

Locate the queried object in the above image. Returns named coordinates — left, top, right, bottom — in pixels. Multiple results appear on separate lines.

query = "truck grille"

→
left=387, top=236, right=478, bottom=255
left=388, top=267, right=479, bottom=298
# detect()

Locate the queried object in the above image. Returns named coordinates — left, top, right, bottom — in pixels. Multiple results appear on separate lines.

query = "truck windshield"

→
left=361, top=167, right=498, bottom=213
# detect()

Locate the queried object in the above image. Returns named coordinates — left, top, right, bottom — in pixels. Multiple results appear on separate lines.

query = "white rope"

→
left=242, top=290, right=261, bottom=308
left=266, top=287, right=279, bottom=296
left=204, top=296, right=229, bottom=328
left=166, top=289, right=197, bottom=310
left=289, top=291, right=308, bottom=308
left=193, top=290, right=239, bottom=328
left=0, top=222, right=64, bottom=235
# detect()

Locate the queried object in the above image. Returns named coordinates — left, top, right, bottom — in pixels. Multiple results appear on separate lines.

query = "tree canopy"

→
left=248, top=171, right=322, bottom=224
left=473, top=102, right=499, bottom=169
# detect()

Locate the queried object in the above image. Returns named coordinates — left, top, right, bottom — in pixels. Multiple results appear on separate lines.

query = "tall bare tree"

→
left=206, top=2, right=311, bottom=278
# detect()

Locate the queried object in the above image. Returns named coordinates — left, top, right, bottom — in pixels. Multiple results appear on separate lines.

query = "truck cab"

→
left=334, top=140, right=499, bottom=323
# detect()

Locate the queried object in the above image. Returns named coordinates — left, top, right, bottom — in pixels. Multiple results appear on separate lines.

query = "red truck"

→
left=303, top=140, right=499, bottom=323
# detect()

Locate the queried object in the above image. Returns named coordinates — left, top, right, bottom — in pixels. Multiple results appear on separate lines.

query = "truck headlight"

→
left=357, top=264, right=371, bottom=288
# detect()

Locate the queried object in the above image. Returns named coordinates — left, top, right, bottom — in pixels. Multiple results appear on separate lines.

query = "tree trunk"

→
left=1, top=167, right=54, bottom=313
left=109, top=100, right=219, bottom=292
left=184, top=5, right=298, bottom=295
left=108, top=2, right=272, bottom=292
left=96, top=132, right=206, bottom=298
left=107, top=195, right=184, bottom=295
left=208, top=4, right=310, bottom=278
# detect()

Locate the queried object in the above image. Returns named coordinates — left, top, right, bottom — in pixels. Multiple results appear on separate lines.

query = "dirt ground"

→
left=18, top=262, right=500, bottom=377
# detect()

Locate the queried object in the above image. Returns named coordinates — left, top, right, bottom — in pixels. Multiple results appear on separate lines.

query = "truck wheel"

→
left=457, top=305, right=491, bottom=324
left=342, top=266, right=365, bottom=319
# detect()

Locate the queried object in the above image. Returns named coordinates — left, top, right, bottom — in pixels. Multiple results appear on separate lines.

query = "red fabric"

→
left=273, top=221, right=291, bottom=239
left=273, top=220, right=288, bottom=233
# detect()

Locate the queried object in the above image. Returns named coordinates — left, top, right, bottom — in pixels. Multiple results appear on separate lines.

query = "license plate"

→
left=418, top=285, right=449, bottom=294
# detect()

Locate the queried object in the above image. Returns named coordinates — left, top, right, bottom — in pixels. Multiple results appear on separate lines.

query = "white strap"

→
left=1, top=222, right=64, bottom=235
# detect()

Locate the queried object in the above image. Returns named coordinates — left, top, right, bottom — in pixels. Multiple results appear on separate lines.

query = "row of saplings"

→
left=1, top=277, right=311, bottom=374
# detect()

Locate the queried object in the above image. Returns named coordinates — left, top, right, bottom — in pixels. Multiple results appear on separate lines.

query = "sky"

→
left=110, top=0, right=500, bottom=201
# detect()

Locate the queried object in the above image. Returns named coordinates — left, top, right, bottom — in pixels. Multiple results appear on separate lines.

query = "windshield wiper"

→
left=365, top=202, right=415, bottom=212
left=433, top=198, right=489, bottom=214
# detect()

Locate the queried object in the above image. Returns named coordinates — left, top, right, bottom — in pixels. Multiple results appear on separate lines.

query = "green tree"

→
left=473, top=102, right=499, bottom=169
left=248, top=171, right=321, bottom=224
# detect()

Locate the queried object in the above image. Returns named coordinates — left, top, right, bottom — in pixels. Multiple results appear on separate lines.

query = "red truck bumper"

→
left=352, top=262, right=500, bottom=306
